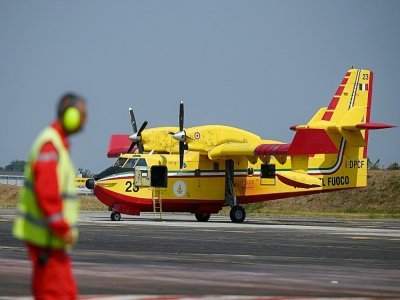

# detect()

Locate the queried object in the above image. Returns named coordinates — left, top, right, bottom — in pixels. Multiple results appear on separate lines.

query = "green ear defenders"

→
left=63, top=106, right=81, bottom=132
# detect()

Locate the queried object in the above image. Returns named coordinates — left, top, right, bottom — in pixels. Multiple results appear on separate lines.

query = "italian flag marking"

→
left=359, top=83, right=368, bottom=91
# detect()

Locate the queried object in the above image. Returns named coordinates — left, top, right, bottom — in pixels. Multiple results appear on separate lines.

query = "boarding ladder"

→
left=152, top=187, right=163, bottom=220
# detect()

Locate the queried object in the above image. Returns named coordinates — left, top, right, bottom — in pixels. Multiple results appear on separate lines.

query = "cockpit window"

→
left=123, top=158, right=147, bottom=168
left=114, top=157, right=127, bottom=167
left=123, top=158, right=138, bottom=168
left=114, top=157, right=147, bottom=169
left=136, top=158, right=147, bottom=167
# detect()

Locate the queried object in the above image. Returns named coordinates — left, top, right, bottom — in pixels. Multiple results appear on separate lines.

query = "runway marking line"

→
left=348, top=236, right=375, bottom=240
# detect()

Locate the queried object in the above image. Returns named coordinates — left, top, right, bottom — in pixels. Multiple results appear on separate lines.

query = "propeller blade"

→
left=129, top=108, right=138, bottom=133
left=127, top=108, right=147, bottom=154
left=138, top=120, right=148, bottom=135
left=179, top=100, right=184, bottom=132
left=127, top=142, right=136, bottom=154
left=138, top=142, right=144, bottom=154
left=136, top=121, right=148, bottom=154
left=179, top=141, right=185, bottom=170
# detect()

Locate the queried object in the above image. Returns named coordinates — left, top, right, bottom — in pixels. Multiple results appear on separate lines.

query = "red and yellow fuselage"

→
left=89, top=68, right=393, bottom=219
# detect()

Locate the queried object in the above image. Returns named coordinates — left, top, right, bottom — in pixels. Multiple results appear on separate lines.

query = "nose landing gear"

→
left=195, top=212, right=211, bottom=222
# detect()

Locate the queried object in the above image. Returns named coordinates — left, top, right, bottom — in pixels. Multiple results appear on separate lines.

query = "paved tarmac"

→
left=1, top=209, right=400, bottom=298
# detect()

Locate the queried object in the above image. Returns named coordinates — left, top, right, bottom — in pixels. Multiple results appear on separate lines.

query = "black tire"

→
left=85, top=178, right=95, bottom=190
left=195, top=213, right=211, bottom=222
left=111, top=211, right=121, bottom=221
left=230, top=205, right=246, bottom=223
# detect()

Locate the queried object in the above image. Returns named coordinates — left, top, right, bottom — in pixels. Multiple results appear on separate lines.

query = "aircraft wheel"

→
left=85, top=178, right=95, bottom=190
left=230, top=205, right=246, bottom=223
left=195, top=213, right=211, bottom=222
left=111, top=211, right=121, bottom=221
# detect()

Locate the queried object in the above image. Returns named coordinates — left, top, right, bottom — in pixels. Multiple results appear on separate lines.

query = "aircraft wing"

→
left=207, top=142, right=258, bottom=160
left=107, top=134, right=135, bottom=158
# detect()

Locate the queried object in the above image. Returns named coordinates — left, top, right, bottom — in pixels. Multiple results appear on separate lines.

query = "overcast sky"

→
left=0, top=0, right=399, bottom=173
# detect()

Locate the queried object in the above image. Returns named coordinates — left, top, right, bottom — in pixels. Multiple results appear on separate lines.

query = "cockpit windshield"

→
left=125, top=158, right=147, bottom=168
left=124, top=158, right=138, bottom=168
left=113, top=157, right=147, bottom=168
left=113, top=157, right=128, bottom=167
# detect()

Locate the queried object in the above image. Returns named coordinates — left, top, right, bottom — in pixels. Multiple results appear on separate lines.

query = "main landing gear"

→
left=230, top=205, right=246, bottom=223
left=110, top=211, right=121, bottom=221
left=225, top=160, right=246, bottom=223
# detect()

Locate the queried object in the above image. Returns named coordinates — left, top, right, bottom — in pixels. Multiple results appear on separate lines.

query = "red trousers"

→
left=27, top=243, right=77, bottom=300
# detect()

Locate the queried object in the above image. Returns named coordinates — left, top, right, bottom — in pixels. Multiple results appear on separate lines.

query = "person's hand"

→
left=62, top=229, right=76, bottom=246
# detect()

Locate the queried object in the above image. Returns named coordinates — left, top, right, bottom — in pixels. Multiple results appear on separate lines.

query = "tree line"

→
left=367, top=158, right=400, bottom=170
left=0, top=160, right=94, bottom=177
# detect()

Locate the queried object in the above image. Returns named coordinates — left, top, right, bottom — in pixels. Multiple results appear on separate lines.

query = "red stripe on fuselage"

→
left=94, top=183, right=359, bottom=214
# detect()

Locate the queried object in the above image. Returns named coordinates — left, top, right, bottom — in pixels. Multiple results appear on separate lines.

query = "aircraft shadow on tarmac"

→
left=87, top=213, right=350, bottom=227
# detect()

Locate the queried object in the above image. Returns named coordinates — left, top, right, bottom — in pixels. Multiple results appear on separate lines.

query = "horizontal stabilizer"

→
left=107, top=134, right=133, bottom=158
left=277, top=171, right=321, bottom=189
left=355, top=123, right=396, bottom=130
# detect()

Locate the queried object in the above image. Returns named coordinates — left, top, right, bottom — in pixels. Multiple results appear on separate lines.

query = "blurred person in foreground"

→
left=13, top=93, right=87, bottom=300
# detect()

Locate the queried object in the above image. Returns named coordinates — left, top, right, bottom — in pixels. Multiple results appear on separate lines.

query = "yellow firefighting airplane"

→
left=86, top=68, right=394, bottom=223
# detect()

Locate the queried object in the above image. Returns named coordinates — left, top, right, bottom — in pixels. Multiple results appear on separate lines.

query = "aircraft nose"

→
left=85, top=178, right=95, bottom=190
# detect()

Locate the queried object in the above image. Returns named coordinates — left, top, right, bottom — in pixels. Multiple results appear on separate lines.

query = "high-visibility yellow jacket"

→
left=13, top=126, right=80, bottom=249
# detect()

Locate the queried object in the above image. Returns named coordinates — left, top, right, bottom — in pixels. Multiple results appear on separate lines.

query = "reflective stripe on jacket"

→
left=12, top=127, right=80, bottom=249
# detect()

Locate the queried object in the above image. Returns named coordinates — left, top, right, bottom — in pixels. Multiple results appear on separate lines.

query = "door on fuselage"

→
left=133, top=158, right=150, bottom=187
left=260, top=163, right=276, bottom=186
